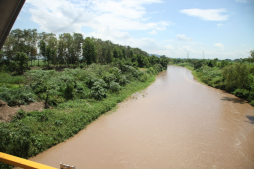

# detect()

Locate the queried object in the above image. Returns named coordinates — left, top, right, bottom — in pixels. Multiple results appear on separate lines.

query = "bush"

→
left=11, top=109, right=26, bottom=122
left=103, top=73, right=116, bottom=84
left=0, top=122, right=31, bottom=158
left=138, top=72, right=149, bottom=82
left=109, top=81, right=121, bottom=93
left=0, top=86, right=36, bottom=106
left=118, top=75, right=129, bottom=86
left=153, top=64, right=163, bottom=73
left=233, top=89, right=249, bottom=99
left=90, top=79, right=107, bottom=100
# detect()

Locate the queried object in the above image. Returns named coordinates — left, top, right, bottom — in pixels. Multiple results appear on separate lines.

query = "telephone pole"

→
left=203, top=51, right=204, bottom=60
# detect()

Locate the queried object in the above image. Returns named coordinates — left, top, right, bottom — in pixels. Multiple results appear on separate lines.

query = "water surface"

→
left=30, top=66, right=254, bottom=168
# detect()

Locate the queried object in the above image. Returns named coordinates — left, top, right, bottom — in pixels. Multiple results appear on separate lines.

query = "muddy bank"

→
left=29, top=66, right=254, bottom=169
left=0, top=100, right=46, bottom=122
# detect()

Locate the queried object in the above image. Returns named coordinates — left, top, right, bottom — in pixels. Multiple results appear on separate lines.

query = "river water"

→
left=29, top=66, right=254, bottom=168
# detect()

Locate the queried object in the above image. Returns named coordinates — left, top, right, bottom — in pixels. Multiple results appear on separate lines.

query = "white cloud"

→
left=176, top=34, right=193, bottom=41
left=214, top=43, right=225, bottom=50
left=166, top=45, right=175, bottom=50
left=180, top=8, right=229, bottom=21
left=149, top=30, right=157, bottom=34
left=25, top=0, right=172, bottom=54
left=217, top=23, right=224, bottom=26
left=26, top=0, right=169, bottom=34
left=235, top=0, right=254, bottom=3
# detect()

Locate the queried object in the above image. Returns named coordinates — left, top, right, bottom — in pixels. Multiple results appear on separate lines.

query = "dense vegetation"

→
left=0, top=29, right=169, bottom=168
left=171, top=51, right=254, bottom=106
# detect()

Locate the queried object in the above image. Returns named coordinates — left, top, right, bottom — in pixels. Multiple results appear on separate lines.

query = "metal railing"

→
left=0, top=152, right=75, bottom=169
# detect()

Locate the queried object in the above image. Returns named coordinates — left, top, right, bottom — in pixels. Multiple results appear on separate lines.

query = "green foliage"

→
left=11, top=109, right=26, bottom=122
left=90, top=79, right=107, bottom=100
left=109, top=81, right=121, bottom=93
left=173, top=57, right=254, bottom=107
left=0, top=73, right=25, bottom=84
left=14, top=52, right=29, bottom=74
left=233, top=89, right=249, bottom=99
left=0, top=122, right=31, bottom=158
left=222, top=63, right=251, bottom=92
left=153, top=64, right=164, bottom=73
left=82, top=37, right=97, bottom=64
left=0, top=86, right=36, bottom=106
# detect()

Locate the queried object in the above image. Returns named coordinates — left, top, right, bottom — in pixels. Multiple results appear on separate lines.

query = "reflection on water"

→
left=29, top=66, right=254, bottom=169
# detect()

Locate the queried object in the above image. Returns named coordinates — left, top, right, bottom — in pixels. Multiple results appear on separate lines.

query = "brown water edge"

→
left=28, top=65, right=254, bottom=169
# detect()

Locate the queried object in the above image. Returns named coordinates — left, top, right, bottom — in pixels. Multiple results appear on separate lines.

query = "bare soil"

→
left=0, top=100, right=46, bottom=123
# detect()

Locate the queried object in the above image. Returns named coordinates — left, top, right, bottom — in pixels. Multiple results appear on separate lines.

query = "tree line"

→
left=0, top=29, right=169, bottom=73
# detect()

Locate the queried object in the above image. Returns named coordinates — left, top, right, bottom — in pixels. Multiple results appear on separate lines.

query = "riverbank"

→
left=171, top=62, right=254, bottom=107
left=0, top=63, right=165, bottom=169
left=27, top=65, right=254, bottom=169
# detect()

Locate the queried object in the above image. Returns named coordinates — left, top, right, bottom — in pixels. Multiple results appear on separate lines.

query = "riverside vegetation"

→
left=171, top=52, right=254, bottom=106
left=0, top=29, right=169, bottom=168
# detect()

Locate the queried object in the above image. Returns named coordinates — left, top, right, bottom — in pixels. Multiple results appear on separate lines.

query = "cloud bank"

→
left=180, top=8, right=229, bottom=21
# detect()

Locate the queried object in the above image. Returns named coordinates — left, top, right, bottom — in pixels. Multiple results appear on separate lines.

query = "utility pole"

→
left=203, top=51, right=204, bottom=60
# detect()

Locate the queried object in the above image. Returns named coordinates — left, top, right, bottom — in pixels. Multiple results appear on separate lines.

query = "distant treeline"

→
left=171, top=52, right=254, bottom=106
left=0, top=28, right=169, bottom=73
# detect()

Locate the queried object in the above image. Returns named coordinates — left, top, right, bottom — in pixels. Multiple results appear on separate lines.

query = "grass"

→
left=0, top=73, right=25, bottom=84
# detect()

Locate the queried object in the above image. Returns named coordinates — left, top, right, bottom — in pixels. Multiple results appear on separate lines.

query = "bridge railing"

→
left=0, top=152, right=75, bottom=169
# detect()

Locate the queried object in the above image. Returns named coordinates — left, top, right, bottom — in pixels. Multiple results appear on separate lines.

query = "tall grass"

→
left=0, top=73, right=25, bottom=84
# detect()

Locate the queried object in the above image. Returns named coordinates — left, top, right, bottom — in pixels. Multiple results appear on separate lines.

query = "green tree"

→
left=73, top=33, right=83, bottom=64
left=223, top=63, right=251, bottom=92
left=250, top=50, right=254, bottom=62
left=39, top=40, right=46, bottom=66
left=82, top=37, right=97, bottom=64
left=45, top=46, right=51, bottom=67
left=105, top=46, right=112, bottom=63
left=14, top=52, right=29, bottom=74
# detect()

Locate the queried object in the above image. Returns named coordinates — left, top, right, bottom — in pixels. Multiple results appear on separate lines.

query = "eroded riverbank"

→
left=29, top=66, right=254, bottom=168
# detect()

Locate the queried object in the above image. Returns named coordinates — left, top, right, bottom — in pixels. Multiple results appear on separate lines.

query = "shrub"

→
left=118, top=75, right=129, bottom=86
left=103, top=73, right=116, bottom=84
left=0, top=86, right=36, bottom=106
left=0, top=122, right=31, bottom=158
left=11, top=109, right=26, bottom=122
left=109, top=82, right=121, bottom=93
left=153, top=64, right=163, bottom=73
left=233, top=89, right=249, bottom=99
left=90, top=79, right=107, bottom=100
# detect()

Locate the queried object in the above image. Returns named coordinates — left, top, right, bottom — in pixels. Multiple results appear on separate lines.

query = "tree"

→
left=250, top=50, right=254, bottom=62
left=39, top=40, right=46, bottom=66
left=0, top=50, right=3, bottom=63
left=45, top=46, right=51, bottom=67
left=82, top=37, right=97, bottom=64
left=14, top=52, right=29, bottom=74
left=105, top=46, right=112, bottom=63
left=73, top=33, right=83, bottom=64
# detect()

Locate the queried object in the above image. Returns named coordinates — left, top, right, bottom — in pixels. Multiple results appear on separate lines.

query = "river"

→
left=29, top=65, right=254, bottom=168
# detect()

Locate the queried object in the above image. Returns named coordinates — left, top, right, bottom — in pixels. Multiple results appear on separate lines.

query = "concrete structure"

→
left=0, top=0, right=26, bottom=50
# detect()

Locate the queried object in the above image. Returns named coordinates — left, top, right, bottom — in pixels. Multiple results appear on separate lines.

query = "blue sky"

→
left=13, top=0, right=254, bottom=59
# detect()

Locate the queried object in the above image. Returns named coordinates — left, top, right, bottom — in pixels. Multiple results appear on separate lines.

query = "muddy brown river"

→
left=29, top=66, right=254, bottom=168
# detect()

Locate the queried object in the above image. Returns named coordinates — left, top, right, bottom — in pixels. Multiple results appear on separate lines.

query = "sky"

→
left=13, top=0, right=254, bottom=59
